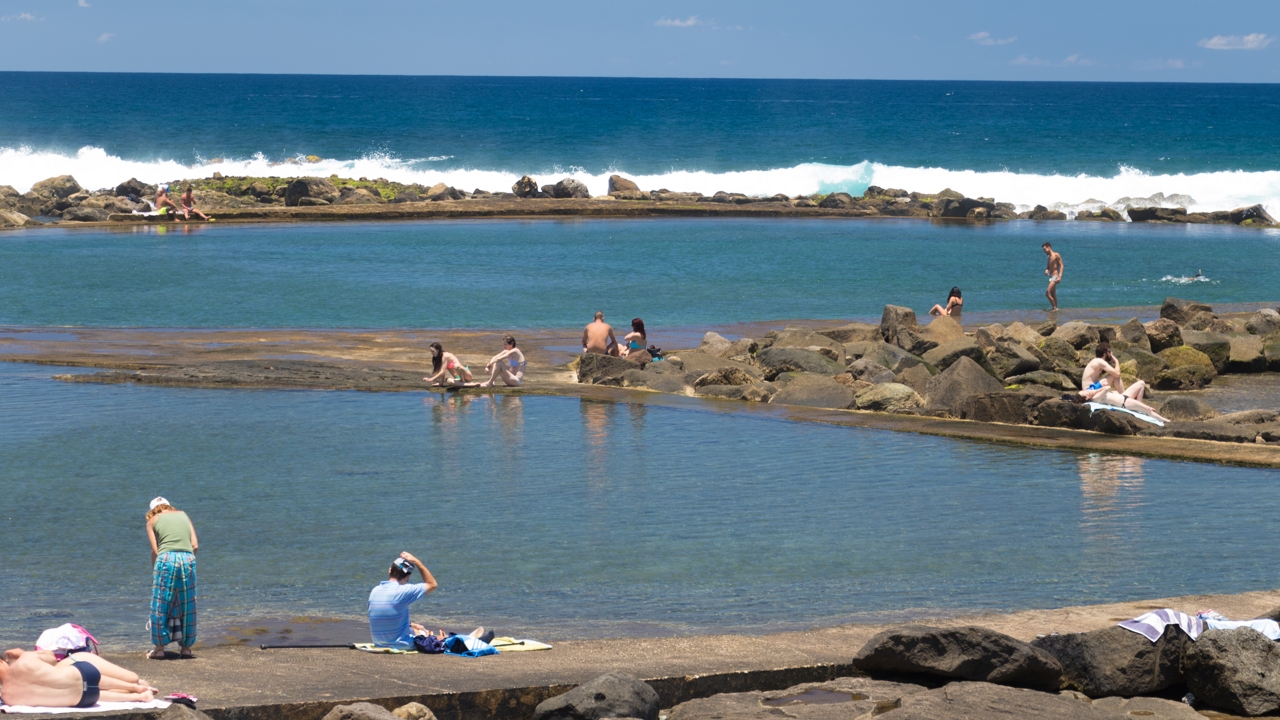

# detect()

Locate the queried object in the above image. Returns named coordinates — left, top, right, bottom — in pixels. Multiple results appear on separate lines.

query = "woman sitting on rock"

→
left=621, top=318, right=647, bottom=358
left=424, top=342, right=474, bottom=386
left=929, top=287, right=963, bottom=317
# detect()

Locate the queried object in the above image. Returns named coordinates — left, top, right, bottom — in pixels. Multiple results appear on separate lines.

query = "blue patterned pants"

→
left=150, top=551, right=197, bottom=647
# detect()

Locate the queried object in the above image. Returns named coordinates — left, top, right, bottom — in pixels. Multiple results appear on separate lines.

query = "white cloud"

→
left=1134, top=58, right=1188, bottom=70
left=0, top=12, right=37, bottom=20
left=78, top=0, right=90, bottom=6
left=1198, top=33, right=1272, bottom=50
left=96, top=32, right=112, bottom=42
left=1011, top=53, right=1093, bottom=67
left=968, top=31, right=1016, bottom=46
left=656, top=16, right=700, bottom=28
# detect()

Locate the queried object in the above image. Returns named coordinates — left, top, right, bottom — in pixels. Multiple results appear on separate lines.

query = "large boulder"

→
left=985, top=341, right=1041, bottom=379
left=697, top=331, right=732, bottom=357
left=1035, top=399, right=1084, bottom=427
left=895, top=364, right=935, bottom=394
left=285, top=177, right=340, bottom=206
left=1144, top=318, right=1183, bottom=353
left=1219, top=409, right=1280, bottom=425
left=576, top=353, right=633, bottom=384
left=1031, top=625, right=1187, bottom=698
left=1179, top=329, right=1230, bottom=372
left=607, top=175, right=641, bottom=195
left=1140, top=421, right=1259, bottom=443
left=847, top=357, right=895, bottom=384
left=391, top=703, right=435, bottom=720
left=551, top=178, right=591, bottom=199
left=1157, top=345, right=1215, bottom=375
left=1160, top=297, right=1213, bottom=326
left=0, top=210, right=36, bottom=228
left=61, top=206, right=110, bottom=222
left=1051, top=321, right=1100, bottom=350
left=30, top=175, right=82, bottom=199
left=1154, top=364, right=1216, bottom=390
left=893, top=326, right=938, bottom=356
left=769, top=373, right=855, bottom=409
left=321, top=703, right=400, bottom=720
left=924, top=356, right=1003, bottom=410
left=533, top=672, right=659, bottom=720
left=114, top=177, right=155, bottom=198
left=817, top=192, right=859, bottom=209
left=670, top=351, right=760, bottom=380
left=863, top=341, right=930, bottom=374
left=1034, top=336, right=1082, bottom=377
left=754, top=346, right=841, bottom=380
left=1227, top=335, right=1267, bottom=373
left=768, top=327, right=845, bottom=364
left=854, top=382, right=923, bottom=413
left=852, top=626, right=1062, bottom=691
left=666, top=678, right=928, bottom=720
left=922, top=336, right=986, bottom=372
left=1159, top=396, right=1219, bottom=421
left=1079, top=405, right=1145, bottom=435
left=620, top=369, right=689, bottom=394
left=953, top=392, right=1031, bottom=424
left=1116, top=347, right=1167, bottom=384
left=819, top=322, right=881, bottom=344
left=692, top=367, right=756, bottom=388
left=1116, top=318, right=1151, bottom=352
left=512, top=175, right=540, bottom=198
left=885, top=681, right=1184, bottom=720
left=1184, top=310, right=1217, bottom=331
left=335, top=186, right=386, bottom=205
left=922, top=314, right=965, bottom=344
left=1246, top=308, right=1280, bottom=336
left=879, top=305, right=918, bottom=345
left=1006, top=371, right=1077, bottom=391
left=1184, top=629, right=1280, bottom=717
left=1001, top=321, right=1044, bottom=349
left=1230, top=204, right=1277, bottom=226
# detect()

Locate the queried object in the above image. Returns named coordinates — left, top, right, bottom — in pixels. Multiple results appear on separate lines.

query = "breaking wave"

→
left=2, top=146, right=1278, bottom=217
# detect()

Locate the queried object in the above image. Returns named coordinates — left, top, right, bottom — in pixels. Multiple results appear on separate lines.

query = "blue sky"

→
left=0, top=0, right=1276, bottom=82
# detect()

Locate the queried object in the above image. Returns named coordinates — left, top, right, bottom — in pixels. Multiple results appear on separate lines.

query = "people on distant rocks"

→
left=0, top=649, right=158, bottom=707
left=621, top=318, right=647, bottom=357
left=368, top=552, right=438, bottom=650
left=582, top=311, right=619, bottom=356
left=929, top=287, right=963, bottom=317
left=1043, top=242, right=1064, bottom=311
left=424, top=342, right=473, bottom=386
left=1079, top=342, right=1168, bottom=421
left=479, top=335, right=525, bottom=387
left=146, top=496, right=198, bottom=659
left=154, top=185, right=181, bottom=217
left=180, top=185, right=210, bottom=221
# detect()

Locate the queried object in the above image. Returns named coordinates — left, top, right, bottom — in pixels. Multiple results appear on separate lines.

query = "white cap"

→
left=149, top=496, right=170, bottom=510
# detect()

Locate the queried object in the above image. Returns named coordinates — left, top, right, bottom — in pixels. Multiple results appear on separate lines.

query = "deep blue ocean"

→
left=2, top=74, right=1279, bottom=212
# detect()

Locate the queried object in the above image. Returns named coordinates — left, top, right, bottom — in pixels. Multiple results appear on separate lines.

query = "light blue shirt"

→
left=368, top=580, right=427, bottom=649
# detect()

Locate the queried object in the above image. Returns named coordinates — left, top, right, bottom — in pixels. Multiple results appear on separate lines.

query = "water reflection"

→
left=1078, top=453, right=1146, bottom=543
left=580, top=400, right=616, bottom=492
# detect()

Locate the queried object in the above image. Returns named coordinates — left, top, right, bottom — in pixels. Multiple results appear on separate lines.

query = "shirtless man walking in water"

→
left=0, top=648, right=157, bottom=708
left=1043, top=242, right=1064, bottom=311
left=582, top=311, right=619, bottom=356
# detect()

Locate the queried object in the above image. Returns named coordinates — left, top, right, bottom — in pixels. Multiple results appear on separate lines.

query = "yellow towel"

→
left=490, top=637, right=552, bottom=652
left=352, top=642, right=415, bottom=654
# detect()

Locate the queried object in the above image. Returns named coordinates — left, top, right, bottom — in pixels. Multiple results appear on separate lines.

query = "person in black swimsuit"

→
left=0, top=649, right=156, bottom=707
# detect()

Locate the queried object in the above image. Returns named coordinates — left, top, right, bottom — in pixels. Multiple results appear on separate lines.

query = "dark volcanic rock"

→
left=321, top=703, right=400, bottom=720
left=1154, top=365, right=1215, bottom=390
left=754, top=346, right=842, bottom=380
left=285, top=177, right=340, bottom=206
left=985, top=341, right=1040, bottom=379
left=1079, top=405, right=1145, bottom=435
left=1035, top=399, right=1083, bottom=427
left=922, top=336, right=986, bottom=372
left=607, top=175, right=641, bottom=195
left=1230, top=204, right=1276, bottom=226
left=1117, top=317, right=1152, bottom=351
left=1006, top=371, right=1077, bottom=391
left=1140, top=421, right=1258, bottom=443
left=577, top=353, right=633, bottom=385
left=852, top=625, right=1062, bottom=691
left=551, top=178, right=591, bottom=199
left=31, top=175, right=83, bottom=200
left=1184, top=629, right=1280, bottom=717
left=512, top=175, right=540, bottom=198
left=534, top=672, right=659, bottom=720
left=924, top=356, right=1003, bottom=409
left=1031, top=625, right=1187, bottom=698
left=61, top=206, right=110, bottom=222
left=619, top=369, right=688, bottom=394
left=115, top=177, right=155, bottom=198
left=1180, top=329, right=1231, bottom=372
left=853, top=382, right=924, bottom=412
left=1159, top=396, right=1219, bottom=422
left=769, top=373, right=855, bottom=409
left=818, top=192, right=859, bottom=209
left=879, top=304, right=918, bottom=345
left=847, top=357, right=895, bottom=384
left=953, top=392, right=1031, bottom=424
left=1160, top=297, right=1213, bottom=326
left=1228, top=335, right=1267, bottom=373
left=1246, top=308, right=1280, bottom=336
left=1034, top=336, right=1082, bottom=377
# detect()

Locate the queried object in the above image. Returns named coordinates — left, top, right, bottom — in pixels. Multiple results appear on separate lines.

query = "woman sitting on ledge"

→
left=621, top=318, right=647, bottom=358
left=929, top=287, right=963, bottom=317
left=479, top=335, right=525, bottom=387
left=424, top=342, right=473, bottom=386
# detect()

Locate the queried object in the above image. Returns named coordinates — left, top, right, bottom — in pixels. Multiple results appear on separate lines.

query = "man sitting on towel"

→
left=0, top=649, right=157, bottom=708
left=1079, top=341, right=1169, bottom=422
left=368, top=552, right=438, bottom=649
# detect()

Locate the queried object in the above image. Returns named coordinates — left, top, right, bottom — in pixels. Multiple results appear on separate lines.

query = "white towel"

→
left=1200, top=613, right=1280, bottom=640
left=1118, top=609, right=1203, bottom=642
left=0, top=700, right=169, bottom=714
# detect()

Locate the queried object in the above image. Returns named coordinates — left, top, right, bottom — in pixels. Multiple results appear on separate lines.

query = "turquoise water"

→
left=3, top=75, right=1280, bottom=211
left=2, top=362, right=1278, bottom=649
left=2, top=219, right=1277, bottom=329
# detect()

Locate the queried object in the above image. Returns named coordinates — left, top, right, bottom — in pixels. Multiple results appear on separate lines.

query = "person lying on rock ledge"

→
left=1079, top=341, right=1169, bottom=421
left=0, top=649, right=158, bottom=707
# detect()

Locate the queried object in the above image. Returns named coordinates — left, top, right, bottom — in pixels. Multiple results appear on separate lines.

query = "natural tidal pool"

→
left=1, top=218, right=1277, bottom=329
left=2, top=361, right=1278, bottom=649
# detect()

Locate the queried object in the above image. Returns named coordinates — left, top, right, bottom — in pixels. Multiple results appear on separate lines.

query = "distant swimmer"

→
left=582, top=311, right=619, bottom=356
left=1043, top=242, right=1063, bottom=311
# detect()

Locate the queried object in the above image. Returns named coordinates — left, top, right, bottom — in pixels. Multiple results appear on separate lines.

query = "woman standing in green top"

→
left=145, top=497, right=198, bottom=659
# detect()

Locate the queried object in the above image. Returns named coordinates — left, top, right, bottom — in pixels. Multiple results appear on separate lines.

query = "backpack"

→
left=413, top=634, right=445, bottom=654
left=647, top=345, right=663, bottom=359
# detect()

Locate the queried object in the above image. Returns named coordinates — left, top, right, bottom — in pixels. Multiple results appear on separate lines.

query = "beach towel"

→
left=0, top=700, right=169, bottom=714
left=1198, top=612, right=1280, bottom=640
left=442, top=634, right=498, bottom=657
left=1084, top=402, right=1165, bottom=427
left=1119, top=609, right=1203, bottom=642
left=490, top=637, right=553, bottom=652
left=352, top=643, right=415, bottom=654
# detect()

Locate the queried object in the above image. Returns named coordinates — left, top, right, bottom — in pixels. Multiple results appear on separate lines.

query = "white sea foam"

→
left=1157, top=274, right=1213, bottom=285
left=2, top=146, right=1278, bottom=218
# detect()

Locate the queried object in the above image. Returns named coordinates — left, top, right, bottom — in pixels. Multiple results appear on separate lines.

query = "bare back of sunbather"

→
left=0, top=650, right=156, bottom=707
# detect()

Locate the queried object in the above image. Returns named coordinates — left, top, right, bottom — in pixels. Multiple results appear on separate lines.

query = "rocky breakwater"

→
left=574, top=296, right=1280, bottom=446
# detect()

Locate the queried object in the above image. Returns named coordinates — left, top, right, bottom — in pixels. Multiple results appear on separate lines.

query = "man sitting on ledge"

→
left=0, top=649, right=157, bottom=708
left=368, top=552, right=438, bottom=649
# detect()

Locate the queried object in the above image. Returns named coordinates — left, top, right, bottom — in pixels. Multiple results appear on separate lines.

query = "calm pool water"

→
left=2, top=362, right=1278, bottom=649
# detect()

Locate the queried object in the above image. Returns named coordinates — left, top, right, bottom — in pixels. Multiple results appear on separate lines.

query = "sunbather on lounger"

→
left=0, top=649, right=157, bottom=707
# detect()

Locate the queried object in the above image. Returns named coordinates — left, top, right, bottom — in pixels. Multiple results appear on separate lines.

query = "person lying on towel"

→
left=1079, top=341, right=1169, bottom=422
left=0, top=648, right=158, bottom=708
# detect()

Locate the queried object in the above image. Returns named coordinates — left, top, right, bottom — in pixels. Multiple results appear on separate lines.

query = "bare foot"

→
left=478, top=381, right=493, bottom=388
